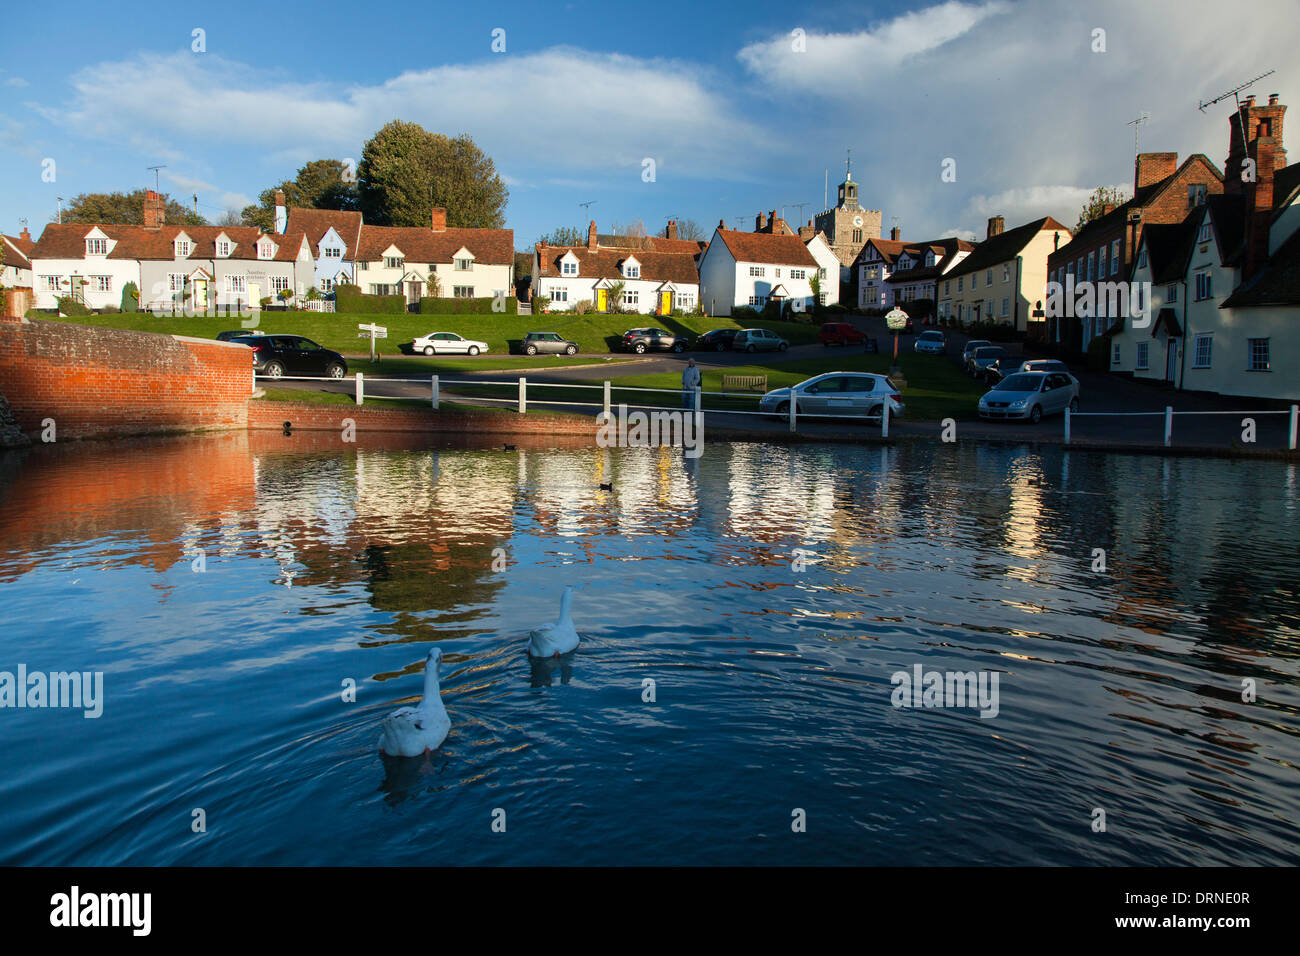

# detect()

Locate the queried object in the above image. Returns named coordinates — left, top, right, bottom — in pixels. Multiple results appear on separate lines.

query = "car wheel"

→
left=325, top=363, right=345, bottom=379
left=634, top=343, right=646, bottom=354
left=746, top=345, right=756, bottom=353
left=868, top=404, right=882, bottom=422
left=263, top=361, right=284, bottom=380
left=778, top=342, right=788, bottom=352
left=1069, top=397, right=1079, bottom=412
left=468, top=346, right=480, bottom=356
left=525, top=345, right=538, bottom=356
left=775, top=401, right=789, bottom=417
left=672, top=342, right=684, bottom=353
left=423, top=346, right=434, bottom=356
left=1029, top=405, right=1043, bottom=424
left=565, top=345, right=578, bottom=355
left=715, top=342, right=725, bottom=352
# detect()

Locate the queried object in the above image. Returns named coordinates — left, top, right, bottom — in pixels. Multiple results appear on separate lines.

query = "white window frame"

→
left=455, top=258, right=472, bottom=271
left=86, top=238, right=107, bottom=255
left=176, top=240, right=191, bottom=258
left=1195, top=270, right=1213, bottom=301
left=1247, top=338, right=1270, bottom=371
left=1192, top=333, right=1212, bottom=369
left=226, top=275, right=247, bottom=294
left=1136, top=342, right=1150, bottom=370
left=453, top=286, right=474, bottom=298
left=561, top=260, right=578, bottom=276
left=217, top=240, right=231, bottom=257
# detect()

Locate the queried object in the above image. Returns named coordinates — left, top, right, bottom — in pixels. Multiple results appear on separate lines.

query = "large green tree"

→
left=241, top=159, right=358, bottom=231
left=357, top=121, right=508, bottom=228
left=63, top=190, right=207, bottom=226
left=1075, top=186, right=1130, bottom=232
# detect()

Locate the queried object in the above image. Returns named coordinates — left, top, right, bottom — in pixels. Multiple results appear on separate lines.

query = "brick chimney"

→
left=587, top=220, right=598, bottom=251
left=143, top=189, right=165, bottom=229
left=718, top=219, right=726, bottom=230
left=986, top=216, right=1004, bottom=239
left=755, top=211, right=768, bottom=231
left=890, top=226, right=900, bottom=241
left=430, top=207, right=446, bottom=232
left=19, top=227, right=31, bottom=242
left=1224, top=93, right=1287, bottom=196
left=665, top=219, right=678, bottom=240
left=1135, top=152, right=1178, bottom=192
left=771, top=216, right=789, bottom=235
left=1242, top=107, right=1286, bottom=278
left=536, top=241, right=548, bottom=275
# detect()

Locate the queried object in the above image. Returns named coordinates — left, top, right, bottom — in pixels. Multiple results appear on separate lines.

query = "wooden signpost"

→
left=358, top=322, right=387, bottom=363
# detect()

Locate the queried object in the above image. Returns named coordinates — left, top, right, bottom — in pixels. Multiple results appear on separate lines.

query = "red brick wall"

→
left=0, top=318, right=252, bottom=439
left=248, top=400, right=598, bottom=437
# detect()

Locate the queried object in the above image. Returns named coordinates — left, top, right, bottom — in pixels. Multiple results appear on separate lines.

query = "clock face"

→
left=853, top=216, right=863, bottom=228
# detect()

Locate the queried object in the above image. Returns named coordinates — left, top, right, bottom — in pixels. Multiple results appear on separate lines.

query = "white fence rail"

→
left=1065, top=404, right=1298, bottom=449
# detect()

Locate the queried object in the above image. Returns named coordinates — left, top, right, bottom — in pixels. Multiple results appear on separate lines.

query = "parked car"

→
left=412, top=331, right=489, bottom=356
left=695, top=328, right=739, bottom=352
left=978, top=371, right=1079, bottom=423
left=239, top=335, right=347, bottom=379
left=620, top=327, right=689, bottom=354
left=1019, top=359, right=1069, bottom=374
left=913, top=329, right=946, bottom=354
left=733, top=328, right=789, bottom=353
left=759, top=372, right=904, bottom=420
left=982, top=355, right=1025, bottom=386
left=522, top=332, right=579, bottom=356
left=820, top=321, right=864, bottom=347
left=968, top=345, right=1006, bottom=377
left=961, top=339, right=992, bottom=367
left=216, top=329, right=264, bottom=342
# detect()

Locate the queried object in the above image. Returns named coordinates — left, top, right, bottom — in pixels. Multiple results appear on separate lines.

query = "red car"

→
left=820, top=322, right=864, bottom=346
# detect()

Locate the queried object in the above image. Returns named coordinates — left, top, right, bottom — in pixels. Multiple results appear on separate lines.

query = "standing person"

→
left=681, top=357, right=701, bottom=410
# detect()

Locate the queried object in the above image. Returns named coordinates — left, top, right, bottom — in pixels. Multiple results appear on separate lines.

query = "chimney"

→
left=771, top=217, right=789, bottom=235
left=430, top=206, right=446, bottom=232
left=890, top=226, right=900, bottom=241
left=1225, top=94, right=1287, bottom=195
left=1135, top=152, right=1178, bottom=193
left=986, top=216, right=1004, bottom=239
left=19, top=227, right=31, bottom=242
left=665, top=220, right=678, bottom=240
left=1101, top=203, right=1116, bottom=217
left=1243, top=129, right=1283, bottom=278
left=143, top=189, right=165, bottom=229
left=537, top=241, right=548, bottom=275
left=1246, top=94, right=1256, bottom=107
left=1269, top=93, right=1279, bottom=106
left=755, top=211, right=768, bottom=231
left=274, top=189, right=287, bottom=234
left=718, top=219, right=726, bottom=230
left=587, top=220, right=598, bottom=251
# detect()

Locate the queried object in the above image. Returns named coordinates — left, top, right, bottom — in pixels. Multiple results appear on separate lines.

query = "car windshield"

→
left=920, top=331, right=942, bottom=340
left=994, top=374, right=1044, bottom=391
left=975, top=347, right=1003, bottom=358
left=966, top=341, right=990, bottom=350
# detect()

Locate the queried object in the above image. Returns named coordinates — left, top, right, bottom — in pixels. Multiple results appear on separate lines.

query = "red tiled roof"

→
left=535, top=245, right=698, bottom=285
left=284, top=208, right=363, bottom=257
left=28, top=223, right=309, bottom=262
left=2, top=235, right=34, bottom=270
left=596, top=234, right=706, bottom=255
left=710, top=229, right=818, bottom=267
left=356, top=225, right=514, bottom=265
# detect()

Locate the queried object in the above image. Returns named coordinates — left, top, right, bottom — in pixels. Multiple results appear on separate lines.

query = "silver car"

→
left=968, top=345, right=1005, bottom=376
left=978, top=371, right=1079, bottom=423
left=913, top=330, right=946, bottom=354
left=759, top=371, right=904, bottom=420
left=734, top=328, right=789, bottom=353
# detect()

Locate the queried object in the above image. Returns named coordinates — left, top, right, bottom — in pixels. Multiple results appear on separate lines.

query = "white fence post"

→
left=881, top=401, right=890, bottom=438
left=789, top=392, right=797, bottom=432
left=1064, top=406, right=1071, bottom=445
left=603, top=380, right=611, bottom=420
left=1164, top=405, right=1173, bottom=447
left=695, top=385, right=702, bottom=417
left=519, top=377, right=527, bottom=414
left=431, top=375, right=439, bottom=410
left=355, top=372, right=364, bottom=406
left=1290, top=405, right=1298, bottom=451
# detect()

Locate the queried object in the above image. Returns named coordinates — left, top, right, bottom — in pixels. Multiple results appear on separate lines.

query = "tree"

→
left=63, top=190, right=207, bottom=226
left=356, top=121, right=508, bottom=228
left=607, top=280, right=627, bottom=313
left=810, top=271, right=822, bottom=312
left=1075, top=186, right=1130, bottom=232
left=609, top=219, right=650, bottom=249
left=425, top=272, right=443, bottom=297
left=241, top=159, right=359, bottom=231
left=676, top=219, right=705, bottom=241
left=537, top=226, right=584, bottom=246
left=120, top=281, right=139, bottom=313
left=216, top=209, right=245, bottom=228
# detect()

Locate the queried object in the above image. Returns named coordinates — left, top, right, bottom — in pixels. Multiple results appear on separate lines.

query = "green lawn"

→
left=38, top=309, right=822, bottom=357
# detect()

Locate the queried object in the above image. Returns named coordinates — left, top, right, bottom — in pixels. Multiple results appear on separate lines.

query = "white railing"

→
left=1065, top=404, right=1299, bottom=449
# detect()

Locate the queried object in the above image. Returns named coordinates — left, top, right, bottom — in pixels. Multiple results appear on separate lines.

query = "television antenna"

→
left=147, top=164, right=166, bottom=193
left=789, top=202, right=810, bottom=228
left=1198, top=69, right=1275, bottom=168
left=1127, top=111, right=1150, bottom=157
left=578, top=200, right=596, bottom=217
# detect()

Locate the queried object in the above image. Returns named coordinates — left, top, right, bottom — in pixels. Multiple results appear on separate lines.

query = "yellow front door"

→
left=597, top=289, right=608, bottom=312
left=660, top=292, right=672, bottom=314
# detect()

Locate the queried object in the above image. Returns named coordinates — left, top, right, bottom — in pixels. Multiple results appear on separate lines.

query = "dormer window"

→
left=385, top=255, right=403, bottom=269
left=259, top=242, right=275, bottom=260
left=176, top=240, right=191, bottom=257
left=323, top=247, right=340, bottom=258
left=455, top=257, right=472, bottom=271
left=86, top=238, right=107, bottom=255
left=1198, top=222, right=1213, bottom=243
left=216, top=240, right=231, bottom=257
left=925, top=252, right=935, bottom=267
left=1137, top=248, right=1148, bottom=269
left=625, top=263, right=640, bottom=278
left=560, top=255, right=579, bottom=276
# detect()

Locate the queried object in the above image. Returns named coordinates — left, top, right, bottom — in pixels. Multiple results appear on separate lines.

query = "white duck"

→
left=378, top=648, right=450, bottom=757
left=528, top=586, right=580, bottom=658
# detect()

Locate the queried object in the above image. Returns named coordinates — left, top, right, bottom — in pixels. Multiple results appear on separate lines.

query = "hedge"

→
left=336, top=291, right=407, bottom=314
left=419, top=296, right=518, bottom=315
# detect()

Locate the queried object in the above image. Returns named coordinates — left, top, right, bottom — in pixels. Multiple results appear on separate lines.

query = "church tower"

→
left=813, top=149, right=882, bottom=270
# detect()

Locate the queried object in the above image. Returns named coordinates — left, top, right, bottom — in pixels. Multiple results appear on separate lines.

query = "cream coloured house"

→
left=939, top=216, right=1071, bottom=331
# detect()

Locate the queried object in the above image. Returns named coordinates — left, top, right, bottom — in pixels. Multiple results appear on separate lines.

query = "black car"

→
left=237, top=334, right=348, bottom=379
left=620, top=327, right=689, bottom=353
left=216, top=329, right=264, bottom=341
left=695, top=328, right=739, bottom=352
left=983, top=355, right=1025, bottom=386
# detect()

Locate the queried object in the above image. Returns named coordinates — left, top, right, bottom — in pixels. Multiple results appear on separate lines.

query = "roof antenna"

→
left=1198, top=69, right=1275, bottom=171
left=1126, top=111, right=1150, bottom=159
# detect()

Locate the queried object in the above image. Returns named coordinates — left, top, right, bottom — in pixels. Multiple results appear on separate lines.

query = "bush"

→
left=418, top=296, right=518, bottom=315
left=337, top=291, right=406, bottom=314
left=259, top=296, right=273, bottom=309
left=120, top=281, right=139, bottom=313
left=731, top=306, right=759, bottom=319
left=56, top=296, right=92, bottom=317
left=571, top=299, right=594, bottom=314
left=98, top=305, right=120, bottom=314
left=531, top=294, right=551, bottom=314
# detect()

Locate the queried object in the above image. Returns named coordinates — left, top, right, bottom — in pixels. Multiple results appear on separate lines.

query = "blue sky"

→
left=1, top=0, right=1295, bottom=248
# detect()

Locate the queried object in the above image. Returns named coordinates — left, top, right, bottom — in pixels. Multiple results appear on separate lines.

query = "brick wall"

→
left=0, top=318, right=252, bottom=439
left=249, top=400, right=598, bottom=438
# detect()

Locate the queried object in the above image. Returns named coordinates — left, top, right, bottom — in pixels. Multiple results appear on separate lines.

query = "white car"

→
left=758, top=371, right=904, bottom=420
left=913, top=330, right=946, bottom=354
left=412, top=332, right=489, bottom=356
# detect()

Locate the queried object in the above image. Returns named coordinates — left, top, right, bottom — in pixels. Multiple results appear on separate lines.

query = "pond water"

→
left=1, top=431, right=1297, bottom=865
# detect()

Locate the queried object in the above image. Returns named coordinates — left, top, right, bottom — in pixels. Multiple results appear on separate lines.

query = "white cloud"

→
left=961, top=184, right=1130, bottom=230
left=4, top=78, right=29, bottom=88
left=163, top=170, right=216, bottom=193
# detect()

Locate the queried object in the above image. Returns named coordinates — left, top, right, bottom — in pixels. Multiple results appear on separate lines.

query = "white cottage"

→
left=696, top=224, right=839, bottom=317
left=532, top=222, right=700, bottom=314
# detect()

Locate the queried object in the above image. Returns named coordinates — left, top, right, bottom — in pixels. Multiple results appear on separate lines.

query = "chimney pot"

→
left=890, top=226, right=900, bottom=241
left=666, top=219, right=678, bottom=240
left=986, top=216, right=1005, bottom=239
left=20, top=227, right=31, bottom=242
left=1269, top=93, right=1280, bottom=106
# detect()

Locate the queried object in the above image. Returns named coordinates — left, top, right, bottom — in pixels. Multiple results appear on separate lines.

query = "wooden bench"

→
left=722, top=374, right=768, bottom=392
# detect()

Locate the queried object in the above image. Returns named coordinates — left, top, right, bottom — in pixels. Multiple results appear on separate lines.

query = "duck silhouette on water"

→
left=528, top=587, right=580, bottom=658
